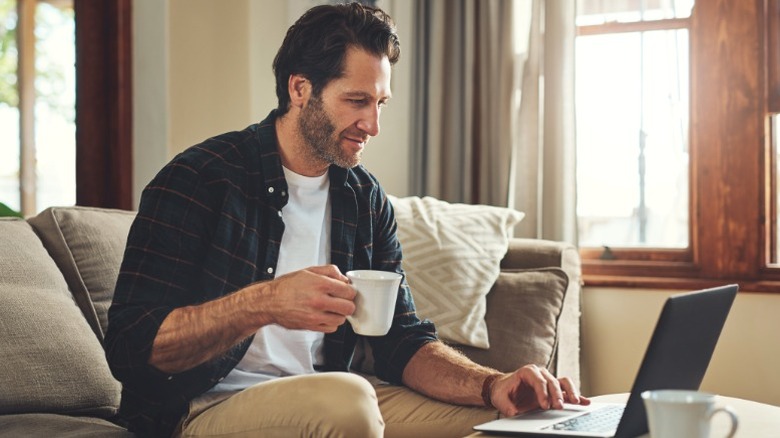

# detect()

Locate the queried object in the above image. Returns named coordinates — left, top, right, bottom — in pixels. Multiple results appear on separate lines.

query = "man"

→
left=105, top=3, right=589, bottom=437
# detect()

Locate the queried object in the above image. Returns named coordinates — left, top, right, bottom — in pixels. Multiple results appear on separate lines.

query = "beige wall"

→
left=169, top=0, right=252, bottom=154
left=582, top=287, right=780, bottom=406
left=132, top=0, right=170, bottom=208
left=247, top=1, right=287, bottom=123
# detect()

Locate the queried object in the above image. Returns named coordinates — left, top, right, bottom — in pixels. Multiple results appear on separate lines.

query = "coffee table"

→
left=465, top=393, right=780, bottom=437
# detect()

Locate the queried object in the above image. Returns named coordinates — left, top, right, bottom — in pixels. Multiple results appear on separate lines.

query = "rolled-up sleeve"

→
left=104, top=159, right=217, bottom=390
left=366, top=187, right=438, bottom=384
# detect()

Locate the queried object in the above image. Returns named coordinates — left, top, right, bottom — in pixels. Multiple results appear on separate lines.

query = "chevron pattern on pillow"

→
left=388, top=195, right=524, bottom=349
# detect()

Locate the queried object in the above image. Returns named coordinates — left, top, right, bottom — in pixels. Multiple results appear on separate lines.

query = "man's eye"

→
left=349, top=99, right=366, bottom=105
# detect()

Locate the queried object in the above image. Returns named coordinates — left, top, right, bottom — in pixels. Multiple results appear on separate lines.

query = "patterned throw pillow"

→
left=388, top=195, right=524, bottom=349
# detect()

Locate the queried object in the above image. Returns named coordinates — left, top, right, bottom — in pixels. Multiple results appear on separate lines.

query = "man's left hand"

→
left=489, top=365, right=591, bottom=417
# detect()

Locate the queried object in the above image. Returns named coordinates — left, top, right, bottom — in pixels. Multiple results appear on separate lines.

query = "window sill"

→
left=582, top=274, right=780, bottom=293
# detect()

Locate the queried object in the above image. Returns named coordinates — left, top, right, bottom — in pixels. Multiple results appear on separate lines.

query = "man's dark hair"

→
left=273, top=2, right=399, bottom=115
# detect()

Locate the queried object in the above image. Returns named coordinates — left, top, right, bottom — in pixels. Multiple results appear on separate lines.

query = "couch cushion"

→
left=28, top=206, right=135, bottom=341
left=388, top=195, right=524, bottom=348
left=0, top=413, right=134, bottom=437
left=456, top=268, right=568, bottom=372
left=352, top=268, right=568, bottom=375
left=0, top=218, right=121, bottom=417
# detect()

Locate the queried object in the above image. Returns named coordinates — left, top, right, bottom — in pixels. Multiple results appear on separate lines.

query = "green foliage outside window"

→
left=0, top=0, right=74, bottom=119
left=0, top=0, right=17, bottom=109
left=0, top=201, right=22, bottom=217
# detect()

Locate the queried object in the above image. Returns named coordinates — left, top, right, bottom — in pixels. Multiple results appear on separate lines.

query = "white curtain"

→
left=411, top=0, right=578, bottom=244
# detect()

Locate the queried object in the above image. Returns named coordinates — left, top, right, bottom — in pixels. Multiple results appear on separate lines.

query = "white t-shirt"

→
left=211, top=166, right=331, bottom=392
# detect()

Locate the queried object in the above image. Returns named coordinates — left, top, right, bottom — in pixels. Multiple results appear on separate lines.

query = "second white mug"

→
left=641, top=389, right=738, bottom=438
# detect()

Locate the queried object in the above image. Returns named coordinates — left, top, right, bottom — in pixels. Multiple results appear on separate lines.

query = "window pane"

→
left=34, top=0, right=74, bottom=212
left=0, top=0, right=19, bottom=212
left=576, top=30, right=689, bottom=248
left=577, top=0, right=694, bottom=26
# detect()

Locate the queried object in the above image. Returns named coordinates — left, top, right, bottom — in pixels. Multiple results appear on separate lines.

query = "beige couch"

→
left=0, top=206, right=581, bottom=437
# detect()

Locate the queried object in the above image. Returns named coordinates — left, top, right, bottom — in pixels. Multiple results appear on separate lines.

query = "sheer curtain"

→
left=410, top=0, right=577, bottom=244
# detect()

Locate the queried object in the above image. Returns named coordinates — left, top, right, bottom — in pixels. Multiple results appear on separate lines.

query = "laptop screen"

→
left=614, top=285, right=737, bottom=438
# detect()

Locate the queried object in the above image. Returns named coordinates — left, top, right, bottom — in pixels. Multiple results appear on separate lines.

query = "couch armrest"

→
left=463, top=238, right=582, bottom=389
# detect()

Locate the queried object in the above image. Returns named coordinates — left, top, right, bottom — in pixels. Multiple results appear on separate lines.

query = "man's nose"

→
left=357, top=106, right=381, bottom=137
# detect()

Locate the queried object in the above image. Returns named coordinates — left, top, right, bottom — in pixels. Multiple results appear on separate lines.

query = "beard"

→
left=297, top=93, right=363, bottom=169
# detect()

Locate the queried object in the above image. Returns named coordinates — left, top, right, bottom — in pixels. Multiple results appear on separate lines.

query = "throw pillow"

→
left=456, top=268, right=568, bottom=372
left=28, top=206, right=136, bottom=341
left=388, top=195, right=524, bottom=348
left=0, top=219, right=121, bottom=417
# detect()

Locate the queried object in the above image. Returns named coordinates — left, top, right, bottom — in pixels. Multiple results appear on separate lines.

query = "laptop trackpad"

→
left=474, top=403, right=605, bottom=433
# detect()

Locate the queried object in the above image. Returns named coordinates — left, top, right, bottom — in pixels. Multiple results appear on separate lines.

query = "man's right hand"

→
left=255, top=265, right=357, bottom=333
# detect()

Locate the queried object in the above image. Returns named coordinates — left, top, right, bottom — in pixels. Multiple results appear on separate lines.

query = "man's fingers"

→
left=559, top=377, right=591, bottom=406
left=307, top=264, right=349, bottom=282
left=321, top=294, right=356, bottom=317
left=540, top=368, right=565, bottom=409
left=559, top=377, right=579, bottom=404
left=517, top=365, right=551, bottom=410
left=505, top=365, right=590, bottom=416
left=316, top=313, right=348, bottom=332
left=268, top=266, right=358, bottom=330
left=518, top=365, right=569, bottom=410
left=305, top=265, right=357, bottom=301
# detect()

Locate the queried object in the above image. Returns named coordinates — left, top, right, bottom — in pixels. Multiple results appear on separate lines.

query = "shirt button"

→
left=267, top=187, right=275, bottom=194
left=167, top=376, right=173, bottom=381
left=267, top=267, right=274, bottom=274
left=281, top=190, right=287, bottom=197
left=277, top=210, right=282, bottom=217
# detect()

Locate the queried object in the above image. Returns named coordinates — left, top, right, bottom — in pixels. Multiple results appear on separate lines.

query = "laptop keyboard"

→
left=546, top=405, right=625, bottom=433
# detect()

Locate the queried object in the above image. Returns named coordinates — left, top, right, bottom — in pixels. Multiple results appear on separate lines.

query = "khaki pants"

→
left=177, top=372, right=498, bottom=438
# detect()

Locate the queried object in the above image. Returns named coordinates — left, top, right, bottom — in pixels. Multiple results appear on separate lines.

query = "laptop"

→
left=473, top=284, right=738, bottom=438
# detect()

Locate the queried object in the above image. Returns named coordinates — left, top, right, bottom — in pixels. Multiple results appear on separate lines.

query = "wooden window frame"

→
left=579, top=0, right=780, bottom=292
left=74, top=0, right=133, bottom=210
left=16, top=0, right=35, bottom=215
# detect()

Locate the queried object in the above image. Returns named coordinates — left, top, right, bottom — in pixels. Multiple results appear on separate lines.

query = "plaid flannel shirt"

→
left=104, top=110, right=437, bottom=437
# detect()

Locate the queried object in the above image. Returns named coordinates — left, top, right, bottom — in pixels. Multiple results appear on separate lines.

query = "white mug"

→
left=642, top=390, right=738, bottom=438
left=345, top=270, right=401, bottom=336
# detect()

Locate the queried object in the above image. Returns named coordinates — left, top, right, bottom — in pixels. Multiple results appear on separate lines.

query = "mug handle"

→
left=709, top=405, right=739, bottom=438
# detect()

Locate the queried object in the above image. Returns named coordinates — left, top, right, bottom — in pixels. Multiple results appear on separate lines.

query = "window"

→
left=576, top=0, right=780, bottom=291
left=576, top=19, right=690, bottom=249
left=0, top=0, right=75, bottom=217
left=1, top=0, right=133, bottom=216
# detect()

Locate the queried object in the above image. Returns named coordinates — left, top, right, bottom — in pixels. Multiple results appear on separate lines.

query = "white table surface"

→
left=465, top=393, right=780, bottom=437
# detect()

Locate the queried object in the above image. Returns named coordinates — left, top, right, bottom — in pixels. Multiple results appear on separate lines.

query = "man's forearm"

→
left=401, top=341, right=501, bottom=407
left=147, top=265, right=355, bottom=374
left=149, top=283, right=272, bottom=374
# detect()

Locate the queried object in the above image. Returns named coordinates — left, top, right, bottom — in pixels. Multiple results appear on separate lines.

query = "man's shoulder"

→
left=142, top=124, right=274, bottom=200
left=174, top=126, right=262, bottom=171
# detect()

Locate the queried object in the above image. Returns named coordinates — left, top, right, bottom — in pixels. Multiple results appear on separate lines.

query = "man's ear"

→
left=288, top=74, right=311, bottom=109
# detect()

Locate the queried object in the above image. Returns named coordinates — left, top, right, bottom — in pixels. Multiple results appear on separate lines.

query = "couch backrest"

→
left=0, top=217, right=121, bottom=417
left=28, top=206, right=136, bottom=342
left=4, top=205, right=581, bottom=401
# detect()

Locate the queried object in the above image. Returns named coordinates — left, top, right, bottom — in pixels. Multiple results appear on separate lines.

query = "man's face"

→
left=297, top=47, right=392, bottom=169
